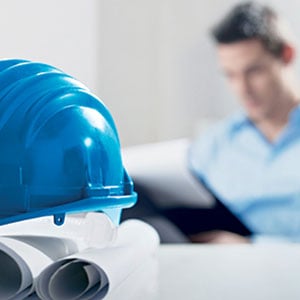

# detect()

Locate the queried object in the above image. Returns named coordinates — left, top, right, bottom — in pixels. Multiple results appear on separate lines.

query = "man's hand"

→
left=189, top=230, right=251, bottom=244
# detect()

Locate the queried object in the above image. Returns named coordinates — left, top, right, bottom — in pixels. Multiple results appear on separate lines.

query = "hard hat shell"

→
left=0, top=59, right=137, bottom=226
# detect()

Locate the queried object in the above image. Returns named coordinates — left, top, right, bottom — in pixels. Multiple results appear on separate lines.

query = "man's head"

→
left=211, top=2, right=297, bottom=123
left=212, top=2, right=287, bottom=58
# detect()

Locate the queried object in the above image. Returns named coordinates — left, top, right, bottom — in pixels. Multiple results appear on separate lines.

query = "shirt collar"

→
left=228, top=110, right=250, bottom=134
left=229, top=104, right=300, bottom=132
left=227, top=104, right=300, bottom=142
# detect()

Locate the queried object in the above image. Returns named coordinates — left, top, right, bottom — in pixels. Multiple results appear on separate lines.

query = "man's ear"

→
left=281, top=44, right=295, bottom=64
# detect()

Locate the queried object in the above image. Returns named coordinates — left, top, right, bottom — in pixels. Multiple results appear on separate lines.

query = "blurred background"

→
left=1, top=0, right=300, bottom=146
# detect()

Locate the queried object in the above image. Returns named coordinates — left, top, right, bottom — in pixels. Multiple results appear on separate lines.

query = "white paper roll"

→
left=0, top=237, right=52, bottom=299
left=36, top=219, right=160, bottom=300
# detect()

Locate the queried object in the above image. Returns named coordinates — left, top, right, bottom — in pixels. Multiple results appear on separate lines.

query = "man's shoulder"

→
left=188, top=112, right=247, bottom=172
left=204, top=111, right=247, bottom=140
left=189, top=112, right=246, bottom=156
left=221, top=111, right=247, bottom=129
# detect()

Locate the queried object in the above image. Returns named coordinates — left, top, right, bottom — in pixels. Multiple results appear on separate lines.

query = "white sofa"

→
left=121, top=138, right=215, bottom=243
left=122, top=138, right=214, bottom=209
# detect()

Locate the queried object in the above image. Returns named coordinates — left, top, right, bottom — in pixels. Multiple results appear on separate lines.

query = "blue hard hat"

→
left=0, top=59, right=137, bottom=226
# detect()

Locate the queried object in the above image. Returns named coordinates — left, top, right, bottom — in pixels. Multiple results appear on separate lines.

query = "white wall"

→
left=97, top=0, right=244, bottom=146
left=98, top=0, right=238, bottom=146
left=1, top=1, right=300, bottom=147
left=98, top=0, right=300, bottom=146
left=97, top=0, right=162, bottom=146
left=0, top=0, right=99, bottom=92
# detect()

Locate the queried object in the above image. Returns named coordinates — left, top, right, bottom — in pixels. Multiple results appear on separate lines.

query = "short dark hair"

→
left=211, top=2, right=286, bottom=57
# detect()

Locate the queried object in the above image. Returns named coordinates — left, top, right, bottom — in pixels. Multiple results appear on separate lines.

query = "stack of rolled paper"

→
left=0, top=213, right=160, bottom=300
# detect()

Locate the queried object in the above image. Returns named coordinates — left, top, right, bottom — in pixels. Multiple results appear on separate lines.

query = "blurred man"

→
left=188, top=1, right=300, bottom=243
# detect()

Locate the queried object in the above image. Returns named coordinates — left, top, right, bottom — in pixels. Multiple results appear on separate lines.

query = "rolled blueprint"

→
left=0, top=212, right=117, bottom=299
left=0, top=237, right=52, bottom=299
left=35, top=219, right=160, bottom=300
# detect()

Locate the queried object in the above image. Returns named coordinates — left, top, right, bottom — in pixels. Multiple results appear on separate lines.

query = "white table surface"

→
left=108, top=244, right=300, bottom=300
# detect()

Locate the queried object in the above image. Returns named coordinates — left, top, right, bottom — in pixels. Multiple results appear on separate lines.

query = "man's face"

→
left=217, top=39, right=289, bottom=122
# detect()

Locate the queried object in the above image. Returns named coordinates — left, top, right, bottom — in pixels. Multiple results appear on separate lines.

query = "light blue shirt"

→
left=188, top=106, right=300, bottom=243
